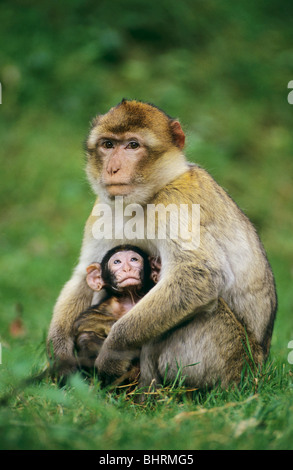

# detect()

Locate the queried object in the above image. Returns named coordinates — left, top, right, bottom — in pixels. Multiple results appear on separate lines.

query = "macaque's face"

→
left=108, top=250, right=144, bottom=289
left=95, top=133, right=148, bottom=198
left=86, top=100, right=186, bottom=203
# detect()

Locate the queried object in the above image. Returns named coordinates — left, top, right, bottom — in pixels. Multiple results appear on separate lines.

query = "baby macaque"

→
left=72, top=245, right=161, bottom=376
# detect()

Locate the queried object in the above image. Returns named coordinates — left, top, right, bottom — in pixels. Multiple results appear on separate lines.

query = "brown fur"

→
left=72, top=300, right=141, bottom=381
left=140, top=297, right=264, bottom=389
left=73, top=297, right=263, bottom=388
left=73, top=303, right=116, bottom=367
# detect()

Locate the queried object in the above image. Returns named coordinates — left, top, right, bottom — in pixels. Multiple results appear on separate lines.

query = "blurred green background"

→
left=0, top=0, right=293, bottom=374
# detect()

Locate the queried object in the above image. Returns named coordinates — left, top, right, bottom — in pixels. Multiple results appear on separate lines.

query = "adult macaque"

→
left=47, top=99, right=277, bottom=388
left=73, top=245, right=159, bottom=375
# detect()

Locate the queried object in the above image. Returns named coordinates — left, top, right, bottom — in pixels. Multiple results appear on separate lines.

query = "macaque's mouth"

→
left=118, top=277, right=141, bottom=285
left=105, top=183, right=133, bottom=195
left=105, top=182, right=132, bottom=188
left=106, top=183, right=129, bottom=186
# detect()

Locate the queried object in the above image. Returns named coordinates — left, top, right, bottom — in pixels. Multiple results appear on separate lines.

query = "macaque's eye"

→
left=113, top=259, right=121, bottom=264
left=130, top=257, right=139, bottom=262
left=102, top=140, right=114, bottom=149
left=126, top=141, right=140, bottom=149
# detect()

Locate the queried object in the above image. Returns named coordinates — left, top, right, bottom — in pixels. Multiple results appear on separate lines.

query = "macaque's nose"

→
left=108, top=165, right=119, bottom=175
left=122, top=261, right=131, bottom=272
left=107, top=155, right=121, bottom=176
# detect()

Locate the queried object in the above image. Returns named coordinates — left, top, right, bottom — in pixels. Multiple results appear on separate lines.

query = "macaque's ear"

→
left=149, top=257, right=162, bottom=284
left=170, top=120, right=185, bottom=150
left=86, top=263, right=105, bottom=291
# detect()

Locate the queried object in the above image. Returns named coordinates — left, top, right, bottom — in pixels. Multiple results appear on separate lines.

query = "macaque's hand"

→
left=49, top=357, right=79, bottom=384
left=95, top=345, right=136, bottom=386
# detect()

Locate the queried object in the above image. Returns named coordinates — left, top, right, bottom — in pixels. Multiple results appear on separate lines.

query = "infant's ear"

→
left=86, top=263, right=105, bottom=291
left=149, top=256, right=161, bottom=284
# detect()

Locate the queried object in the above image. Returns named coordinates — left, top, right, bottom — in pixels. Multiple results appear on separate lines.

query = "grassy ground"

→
left=0, top=349, right=292, bottom=450
left=0, top=1, right=293, bottom=450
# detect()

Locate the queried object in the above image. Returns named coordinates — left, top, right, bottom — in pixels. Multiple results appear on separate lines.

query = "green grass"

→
left=1, top=1, right=293, bottom=450
left=0, top=349, right=292, bottom=450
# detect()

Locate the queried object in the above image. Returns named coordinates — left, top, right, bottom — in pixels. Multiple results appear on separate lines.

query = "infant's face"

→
left=108, top=250, right=144, bottom=288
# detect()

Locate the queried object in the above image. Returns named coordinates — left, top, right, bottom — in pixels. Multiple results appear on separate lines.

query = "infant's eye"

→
left=127, top=141, right=140, bottom=149
left=113, top=259, right=121, bottom=264
left=130, top=257, right=139, bottom=262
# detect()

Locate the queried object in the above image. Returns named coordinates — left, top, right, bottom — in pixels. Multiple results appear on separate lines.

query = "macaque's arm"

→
left=96, top=243, right=221, bottom=380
